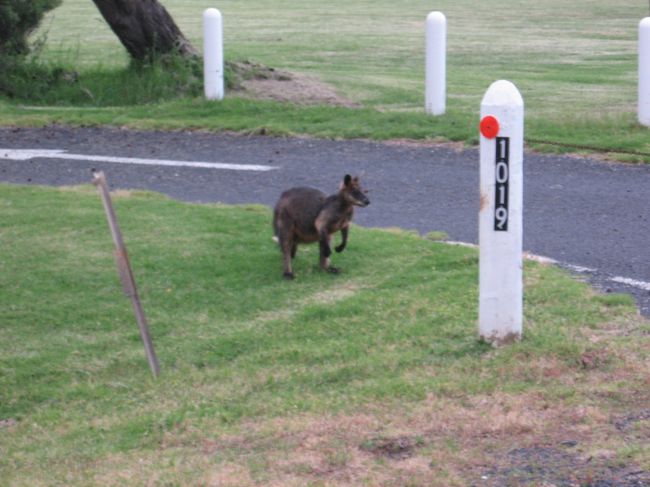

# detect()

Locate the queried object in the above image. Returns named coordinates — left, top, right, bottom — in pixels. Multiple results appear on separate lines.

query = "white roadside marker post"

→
left=425, top=11, right=446, bottom=116
left=639, top=17, right=650, bottom=126
left=204, top=8, right=224, bottom=101
left=479, top=80, right=524, bottom=346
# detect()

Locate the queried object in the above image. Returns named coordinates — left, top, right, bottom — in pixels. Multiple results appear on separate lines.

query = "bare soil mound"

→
left=227, top=60, right=360, bottom=108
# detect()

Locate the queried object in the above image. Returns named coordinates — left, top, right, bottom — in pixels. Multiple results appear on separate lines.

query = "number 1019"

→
left=494, top=137, right=509, bottom=231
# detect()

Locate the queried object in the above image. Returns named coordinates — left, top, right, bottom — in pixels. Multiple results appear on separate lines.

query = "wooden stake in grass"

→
left=92, top=171, right=160, bottom=378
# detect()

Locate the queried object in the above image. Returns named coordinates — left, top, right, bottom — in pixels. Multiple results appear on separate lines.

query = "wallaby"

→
left=273, top=174, right=370, bottom=279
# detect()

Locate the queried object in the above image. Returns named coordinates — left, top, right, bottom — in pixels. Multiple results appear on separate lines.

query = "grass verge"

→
left=1, top=183, right=648, bottom=485
left=2, top=97, right=650, bottom=162
left=1, top=0, right=649, bottom=161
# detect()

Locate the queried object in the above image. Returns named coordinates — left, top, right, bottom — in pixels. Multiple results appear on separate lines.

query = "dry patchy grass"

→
left=38, top=335, right=648, bottom=487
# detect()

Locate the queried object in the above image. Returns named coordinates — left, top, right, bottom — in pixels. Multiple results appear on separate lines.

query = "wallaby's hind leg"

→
left=274, top=209, right=295, bottom=279
left=279, top=235, right=295, bottom=280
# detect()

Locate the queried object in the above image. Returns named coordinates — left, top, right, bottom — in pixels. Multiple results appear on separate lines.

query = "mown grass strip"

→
left=0, top=183, right=648, bottom=485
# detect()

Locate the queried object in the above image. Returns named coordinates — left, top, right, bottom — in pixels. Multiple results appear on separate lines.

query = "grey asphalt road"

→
left=1, top=125, right=649, bottom=317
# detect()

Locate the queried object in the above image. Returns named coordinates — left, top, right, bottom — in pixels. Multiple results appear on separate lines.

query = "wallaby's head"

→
left=340, top=174, right=370, bottom=207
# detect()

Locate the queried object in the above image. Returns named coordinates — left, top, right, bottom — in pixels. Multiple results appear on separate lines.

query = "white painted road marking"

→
left=0, top=148, right=277, bottom=172
left=452, top=243, right=650, bottom=295
left=611, top=276, right=650, bottom=292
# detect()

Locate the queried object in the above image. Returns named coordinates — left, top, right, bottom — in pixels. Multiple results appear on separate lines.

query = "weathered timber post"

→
left=92, top=171, right=160, bottom=378
left=478, top=80, right=524, bottom=346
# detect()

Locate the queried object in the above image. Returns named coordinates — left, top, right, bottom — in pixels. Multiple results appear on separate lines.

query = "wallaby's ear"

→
left=343, top=174, right=352, bottom=187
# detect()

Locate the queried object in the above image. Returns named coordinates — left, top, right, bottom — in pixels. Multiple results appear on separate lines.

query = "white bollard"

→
left=203, top=8, right=224, bottom=101
left=425, top=11, right=446, bottom=116
left=639, top=17, right=650, bottom=126
left=478, top=80, right=524, bottom=346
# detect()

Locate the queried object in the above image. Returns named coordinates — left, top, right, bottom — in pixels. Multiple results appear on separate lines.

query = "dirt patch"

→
left=360, top=436, right=416, bottom=460
left=0, top=418, right=17, bottom=429
left=477, top=445, right=650, bottom=487
left=228, top=60, right=360, bottom=108
left=580, top=349, right=611, bottom=369
left=614, top=408, right=650, bottom=447
left=615, top=409, right=650, bottom=432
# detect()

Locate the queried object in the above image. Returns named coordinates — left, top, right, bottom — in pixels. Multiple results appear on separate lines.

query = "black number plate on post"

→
left=494, top=137, right=509, bottom=231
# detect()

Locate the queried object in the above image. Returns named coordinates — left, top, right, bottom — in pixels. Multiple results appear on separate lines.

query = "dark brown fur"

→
left=273, top=175, right=370, bottom=279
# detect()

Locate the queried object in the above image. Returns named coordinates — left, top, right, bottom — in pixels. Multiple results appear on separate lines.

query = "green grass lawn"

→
left=2, top=4, right=649, bottom=482
left=1, top=183, right=648, bottom=485
left=0, top=0, right=648, bottom=160
left=36, top=0, right=644, bottom=115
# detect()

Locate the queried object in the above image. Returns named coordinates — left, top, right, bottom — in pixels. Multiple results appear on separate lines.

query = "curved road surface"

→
left=1, top=126, right=649, bottom=317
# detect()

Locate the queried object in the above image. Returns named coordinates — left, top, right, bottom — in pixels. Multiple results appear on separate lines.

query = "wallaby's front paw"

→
left=335, top=244, right=345, bottom=253
left=327, top=266, right=340, bottom=274
left=283, top=272, right=295, bottom=280
left=323, top=247, right=332, bottom=258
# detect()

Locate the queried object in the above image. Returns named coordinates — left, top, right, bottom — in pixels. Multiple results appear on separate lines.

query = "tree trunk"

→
left=91, top=0, right=198, bottom=61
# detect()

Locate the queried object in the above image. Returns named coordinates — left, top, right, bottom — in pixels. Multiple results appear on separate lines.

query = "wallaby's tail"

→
left=272, top=207, right=280, bottom=244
